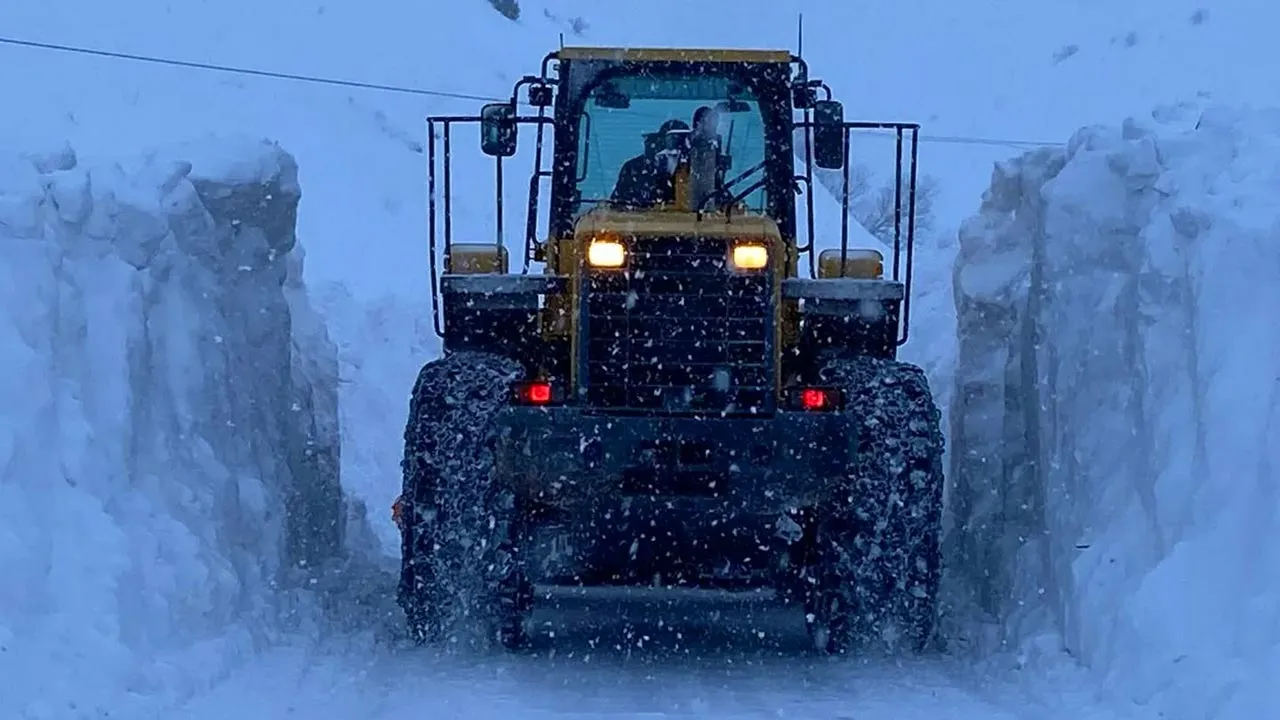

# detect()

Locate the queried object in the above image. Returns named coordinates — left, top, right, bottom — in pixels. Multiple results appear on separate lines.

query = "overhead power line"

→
left=0, top=34, right=1064, bottom=150
left=0, top=35, right=494, bottom=102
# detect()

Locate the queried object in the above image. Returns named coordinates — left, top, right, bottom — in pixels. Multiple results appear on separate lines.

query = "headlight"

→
left=587, top=238, right=626, bottom=268
left=731, top=243, right=768, bottom=270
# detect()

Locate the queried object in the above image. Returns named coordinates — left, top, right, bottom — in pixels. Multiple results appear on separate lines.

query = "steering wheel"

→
left=697, top=159, right=768, bottom=212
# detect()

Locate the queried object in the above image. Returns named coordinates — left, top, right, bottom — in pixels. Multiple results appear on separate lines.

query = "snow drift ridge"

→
left=0, top=139, right=342, bottom=718
left=948, top=104, right=1280, bottom=719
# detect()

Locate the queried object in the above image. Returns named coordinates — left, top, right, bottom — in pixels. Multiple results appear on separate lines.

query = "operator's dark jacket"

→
left=611, top=154, right=674, bottom=208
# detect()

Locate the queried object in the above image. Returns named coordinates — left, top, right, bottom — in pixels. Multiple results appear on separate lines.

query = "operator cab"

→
left=430, top=46, right=922, bottom=415
left=477, top=47, right=839, bottom=247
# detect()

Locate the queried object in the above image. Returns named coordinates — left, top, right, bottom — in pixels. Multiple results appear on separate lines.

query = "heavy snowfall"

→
left=1, top=1, right=1277, bottom=718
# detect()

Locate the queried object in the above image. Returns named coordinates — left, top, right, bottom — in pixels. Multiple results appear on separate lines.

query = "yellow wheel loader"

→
left=392, top=46, right=945, bottom=655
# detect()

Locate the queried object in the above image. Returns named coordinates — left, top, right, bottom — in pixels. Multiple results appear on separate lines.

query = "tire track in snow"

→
left=165, top=588, right=1145, bottom=720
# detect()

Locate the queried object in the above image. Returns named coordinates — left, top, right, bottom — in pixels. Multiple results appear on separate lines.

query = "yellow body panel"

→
left=541, top=236, right=575, bottom=340
left=558, top=47, right=792, bottom=64
left=572, top=207, right=782, bottom=241
left=555, top=207, right=787, bottom=397
left=538, top=205, right=817, bottom=392
left=818, top=248, right=884, bottom=279
left=446, top=243, right=508, bottom=274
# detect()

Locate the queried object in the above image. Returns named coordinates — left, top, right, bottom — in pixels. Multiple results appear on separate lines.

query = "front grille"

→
left=582, top=236, right=773, bottom=414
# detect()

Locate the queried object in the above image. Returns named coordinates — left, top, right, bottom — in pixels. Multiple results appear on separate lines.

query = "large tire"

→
left=804, top=357, right=945, bottom=655
left=396, top=350, right=533, bottom=650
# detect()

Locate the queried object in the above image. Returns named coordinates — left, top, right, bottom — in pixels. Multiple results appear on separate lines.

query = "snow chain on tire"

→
left=805, top=357, right=945, bottom=655
left=396, top=350, right=533, bottom=649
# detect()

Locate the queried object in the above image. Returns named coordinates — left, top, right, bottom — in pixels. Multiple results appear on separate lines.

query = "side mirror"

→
left=812, top=99, right=845, bottom=170
left=480, top=103, right=517, bottom=157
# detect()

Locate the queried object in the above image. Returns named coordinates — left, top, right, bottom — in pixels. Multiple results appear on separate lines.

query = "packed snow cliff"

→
left=948, top=104, right=1280, bottom=719
left=0, top=139, right=343, bottom=718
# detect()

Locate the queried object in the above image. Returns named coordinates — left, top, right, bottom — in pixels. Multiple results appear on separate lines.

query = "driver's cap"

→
left=651, top=119, right=690, bottom=137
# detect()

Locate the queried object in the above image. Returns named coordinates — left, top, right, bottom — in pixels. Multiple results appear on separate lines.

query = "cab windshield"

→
left=573, top=72, right=768, bottom=216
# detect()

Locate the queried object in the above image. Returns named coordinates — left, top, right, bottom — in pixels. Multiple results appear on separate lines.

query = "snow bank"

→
left=948, top=104, right=1280, bottom=719
left=0, top=138, right=343, bottom=718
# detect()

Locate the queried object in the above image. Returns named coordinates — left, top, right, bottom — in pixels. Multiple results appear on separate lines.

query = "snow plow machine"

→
left=393, top=45, right=945, bottom=655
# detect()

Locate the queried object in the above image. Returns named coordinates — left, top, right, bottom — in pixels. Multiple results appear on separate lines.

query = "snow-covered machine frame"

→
left=395, top=45, right=946, bottom=656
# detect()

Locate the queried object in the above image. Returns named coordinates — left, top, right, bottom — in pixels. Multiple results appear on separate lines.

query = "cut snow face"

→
left=310, top=283, right=439, bottom=556
left=948, top=103, right=1280, bottom=719
left=0, top=139, right=343, bottom=718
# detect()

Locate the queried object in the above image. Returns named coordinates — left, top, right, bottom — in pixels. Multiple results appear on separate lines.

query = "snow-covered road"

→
left=168, top=587, right=1138, bottom=720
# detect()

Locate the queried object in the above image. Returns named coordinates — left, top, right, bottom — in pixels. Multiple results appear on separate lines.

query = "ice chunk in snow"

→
left=948, top=104, right=1280, bottom=720
left=0, top=137, right=342, bottom=718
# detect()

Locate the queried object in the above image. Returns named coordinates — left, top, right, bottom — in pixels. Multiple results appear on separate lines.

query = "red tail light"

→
left=525, top=381, right=552, bottom=404
left=786, top=386, right=841, bottom=412
left=800, top=388, right=829, bottom=410
left=512, top=380, right=558, bottom=406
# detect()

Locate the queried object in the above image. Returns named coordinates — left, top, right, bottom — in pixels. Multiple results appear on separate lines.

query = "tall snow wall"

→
left=0, top=139, right=343, bottom=718
left=948, top=105, right=1280, bottom=719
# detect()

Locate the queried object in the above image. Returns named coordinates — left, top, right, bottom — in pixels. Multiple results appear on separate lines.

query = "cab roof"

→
left=557, top=47, right=793, bottom=64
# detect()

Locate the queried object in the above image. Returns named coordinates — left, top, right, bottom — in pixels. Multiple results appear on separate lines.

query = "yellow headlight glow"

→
left=587, top=238, right=626, bottom=268
left=731, top=243, right=768, bottom=270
